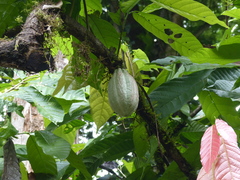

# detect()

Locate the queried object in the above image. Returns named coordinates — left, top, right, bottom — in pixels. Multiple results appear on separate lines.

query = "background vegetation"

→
left=0, top=0, right=240, bottom=179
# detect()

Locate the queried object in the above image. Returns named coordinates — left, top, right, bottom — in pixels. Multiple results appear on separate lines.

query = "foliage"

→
left=0, top=0, right=240, bottom=179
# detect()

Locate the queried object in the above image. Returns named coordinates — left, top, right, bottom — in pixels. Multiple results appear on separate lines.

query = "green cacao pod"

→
left=108, top=68, right=139, bottom=117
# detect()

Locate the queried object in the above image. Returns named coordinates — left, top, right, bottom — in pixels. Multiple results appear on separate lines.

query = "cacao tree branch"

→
left=137, top=94, right=197, bottom=179
left=60, top=13, right=122, bottom=73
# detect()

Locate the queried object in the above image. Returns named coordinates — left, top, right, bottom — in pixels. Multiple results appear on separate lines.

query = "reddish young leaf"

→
left=197, top=167, right=215, bottom=180
left=215, top=119, right=237, bottom=145
left=215, top=137, right=240, bottom=180
left=200, top=124, right=220, bottom=173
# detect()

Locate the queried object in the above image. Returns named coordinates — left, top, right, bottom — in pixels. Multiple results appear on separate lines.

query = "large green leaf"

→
left=89, top=87, right=113, bottom=130
left=149, top=70, right=213, bottom=118
left=66, top=150, right=91, bottom=180
left=27, top=136, right=57, bottom=175
left=133, top=12, right=203, bottom=56
left=198, top=91, right=240, bottom=128
left=151, top=0, right=228, bottom=28
left=205, top=68, right=240, bottom=99
left=11, top=86, right=65, bottom=124
left=89, top=15, right=119, bottom=50
left=80, top=131, right=134, bottom=160
left=190, top=45, right=240, bottom=64
left=35, top=131, right=71, bottom=160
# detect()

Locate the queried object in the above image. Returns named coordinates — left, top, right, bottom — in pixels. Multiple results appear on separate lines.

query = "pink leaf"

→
left=215, top=137, right=240, bottom=180
left=215, top=119, right=237, bottom=145
left=200, top=124, right=220, bottom=173
left=197, top=167, right=215, bottom=180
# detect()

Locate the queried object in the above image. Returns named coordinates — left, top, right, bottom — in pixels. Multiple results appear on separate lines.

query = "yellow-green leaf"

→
left=151, top=0, right=228, bottom=28
left=90, top=87, right=113, bottom=130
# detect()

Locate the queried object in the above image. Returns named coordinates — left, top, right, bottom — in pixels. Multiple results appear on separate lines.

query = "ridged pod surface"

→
left=108, top=68, right=139, bottom=117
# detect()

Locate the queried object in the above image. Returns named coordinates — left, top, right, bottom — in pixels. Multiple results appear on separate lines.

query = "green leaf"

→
left=0, top=0, right=22, bottom=36
left=35, top=131, right=71, bottom=160
left=90, top=87, right=113, bottom=130
left=0, top=120, right=18, bottom=140
left=148, top=69, right=171, bottom=94
left=232, top=77, right=240, bottom=90
left=80, top=131, right=134, bottom=159
left=222, top=8, right=240, bottom=19
left=198, top=91, right=240, bottom=128
left=89, top=15, right=119, bottom=50
left=151, top=0, right=228, bottom=28
left=205, top=68, right=240, bottom=99
left=126, top=166, right=157, bottom=180
left=133, top=12, right=203, bottom=56
left=66, top=150, right=91, bottom=180
left=12, top=86, right=64, bottom=124
left=27, top=136, right=57, bottom=175
left=149, top=70, right=213, bottom=118
left=180, top=121, right=206, bottom=143
left=53, top=125, right=77, bottom=145
left=190, top=45, right=240, bottom=64
left=121, top=0, right=140, bottom=13
left=80, top=0, right=102, bottom=16
left=142, top=3, right=162, bottom=13
left=52, top=64, right=76, bottom=96
left=133, top=122, right=149, bottom=157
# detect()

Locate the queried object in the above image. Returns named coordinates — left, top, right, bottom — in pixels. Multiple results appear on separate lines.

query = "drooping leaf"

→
left=200, top=125, right=220, bottom=173
left=89, top=15, right=119, bottom=50
left=35, top=131, right=71, bottom=160
left=222, top=8, right=240, bottom=19
left=52, top=64, right=76, bottom=96
left=133, top=122, right=149, bottom=157
left=198, top=91, right=240, bottom=128
left=2, top=139, right=21, bottom=180
left=133, top=12, right=203, bottom=56
left=66, top=150, right=91, bottom=180
left=149, top=70, right=212, bottom=118
left=89, top=87, right=113, bottom=130
left=215, top=137, right=240, bottom=180
left=27, top=136, right=57, bottom=175
left=151, top=0, right=228, bottom=28
left=142, top=3, right=162, bottom=13
left=120, top=0, right=140, bottom=13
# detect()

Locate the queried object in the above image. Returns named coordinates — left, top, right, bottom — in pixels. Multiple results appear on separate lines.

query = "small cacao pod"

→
left=108, top=68, right=139, bottom=117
